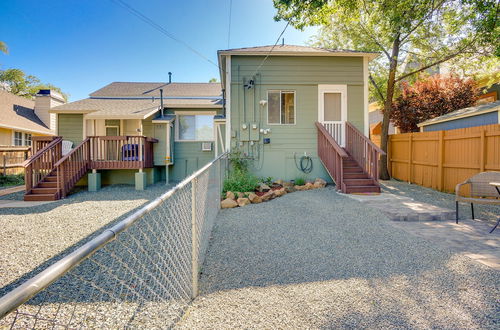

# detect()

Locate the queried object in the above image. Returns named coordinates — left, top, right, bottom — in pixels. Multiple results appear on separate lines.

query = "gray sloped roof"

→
left=218, top=44, right=379, bottom=59
left=418, top=100, right=500, bottom=127
left=90, top=82, right=222, bottom=98
left=0, top=89, right=53, bottom=135
left=51, top=81, right=223, bottom=119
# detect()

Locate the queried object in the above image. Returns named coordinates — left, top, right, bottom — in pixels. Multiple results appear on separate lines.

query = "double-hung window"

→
left=24, top=133, right=32, bottom=146
left=13, top=132, right=23, bottom=146
left=268, top=91, right=295, bottom=125
left=176, top=113, right=214, bottom=141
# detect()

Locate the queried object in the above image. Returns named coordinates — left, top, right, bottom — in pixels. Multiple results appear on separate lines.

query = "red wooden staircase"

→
left=316, top=121, right=385, bottom=194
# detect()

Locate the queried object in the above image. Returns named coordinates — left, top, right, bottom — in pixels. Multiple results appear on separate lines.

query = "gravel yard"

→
left=177, top=187, right=500, bottom=329
left=381, top=179, right=500, bottom=223
left=0, top=183, right=171, bottom=295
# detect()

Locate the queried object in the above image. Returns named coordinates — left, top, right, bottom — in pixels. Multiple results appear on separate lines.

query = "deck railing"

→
left=54, top=138, right=91, bottom=198
left=316, top=122, right=348, bottom=192
left=345, top=122, right=385, bottom=182
left=23, top=137, right=63, bottom=193
left=89, top=136, right=157, bottom=169
left=32, top=136, right=59, bottom=154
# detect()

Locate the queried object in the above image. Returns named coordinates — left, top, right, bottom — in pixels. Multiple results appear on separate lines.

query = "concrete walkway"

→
left=345, top=193, right=455, bottom=221
left=177, top=188, right=499, bottom=329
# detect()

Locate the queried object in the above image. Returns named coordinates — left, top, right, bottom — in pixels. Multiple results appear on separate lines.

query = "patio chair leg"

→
left=471, top=203, right=474, bottom=220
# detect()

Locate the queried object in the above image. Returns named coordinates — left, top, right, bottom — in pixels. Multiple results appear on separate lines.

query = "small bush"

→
left=294, top=177, right=306, bottom=186
left=223, top=169, right=259, bottom=193
left=260, top=176, right=273, bottom=185
left=228, top=149, right=248, bottom=173
left=0, top=174, right=24, bottom=187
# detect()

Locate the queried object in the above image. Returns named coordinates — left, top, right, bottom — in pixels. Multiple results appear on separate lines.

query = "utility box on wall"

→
left=240, top=122, right=250, bottom=141
left=250, top=122, right=260, bottom=141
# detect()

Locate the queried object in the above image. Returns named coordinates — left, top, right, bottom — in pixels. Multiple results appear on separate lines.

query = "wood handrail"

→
left=53, top=138, right=90, bottom=167
left=315, top=122, right=348, bottom=158
left=345, top=122, right=385, bottom=155
left=22, top=137, right=63, bottom=167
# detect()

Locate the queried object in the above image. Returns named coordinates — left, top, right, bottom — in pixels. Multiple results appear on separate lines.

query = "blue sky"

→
left=0, top=0, right=318, bottom=101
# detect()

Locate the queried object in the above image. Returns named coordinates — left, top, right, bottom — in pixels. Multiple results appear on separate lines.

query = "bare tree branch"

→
left=369, top=74, right=386, bottom=103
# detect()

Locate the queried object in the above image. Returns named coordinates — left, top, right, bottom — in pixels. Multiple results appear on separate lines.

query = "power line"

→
left=250, top=21, right=290, bottom=77
left=227, top=0, right=233, bottom=49
left=109, top=0, right=220, bottom=69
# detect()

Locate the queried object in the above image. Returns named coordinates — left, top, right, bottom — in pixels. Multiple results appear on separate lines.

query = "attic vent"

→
left=201, top=142, right=212, bottom=151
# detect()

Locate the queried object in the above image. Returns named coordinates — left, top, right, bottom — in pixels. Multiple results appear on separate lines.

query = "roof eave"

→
left=418, top=107, right=500, bottom=127
left=217, top=50, right=380, bottom=61
left=0, top=123, right=54, bottom=135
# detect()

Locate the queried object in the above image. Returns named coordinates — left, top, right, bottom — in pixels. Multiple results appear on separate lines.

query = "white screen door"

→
left=318, top=85, right=347, bottom=147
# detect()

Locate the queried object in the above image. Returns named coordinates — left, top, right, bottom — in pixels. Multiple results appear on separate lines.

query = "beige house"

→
left=0, top=89, right=64, bottom=146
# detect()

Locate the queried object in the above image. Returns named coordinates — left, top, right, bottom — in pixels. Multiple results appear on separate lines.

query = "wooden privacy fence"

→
left=0, top=146, right=31, bottom=175
left=388, top=124, right=500, bottom=193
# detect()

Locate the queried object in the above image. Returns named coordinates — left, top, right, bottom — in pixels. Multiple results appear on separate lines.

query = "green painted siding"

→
left=229, top=55, right=366, bottom=182
left=58, top=114, right=83, bottom=144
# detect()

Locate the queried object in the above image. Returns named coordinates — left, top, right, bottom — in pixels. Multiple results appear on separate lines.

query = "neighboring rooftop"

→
left=218, top=44, right=379, bottom=59
left=418, top=100, right=500, bottom=127
left=51, top=82, right=223, bottom=119
left=0, top=89, right=53, bottom=135
left=90, top=82, right=222, bottom=98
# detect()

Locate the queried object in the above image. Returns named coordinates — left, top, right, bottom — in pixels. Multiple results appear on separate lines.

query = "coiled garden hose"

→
left=294, top=153, right=313, bottom=174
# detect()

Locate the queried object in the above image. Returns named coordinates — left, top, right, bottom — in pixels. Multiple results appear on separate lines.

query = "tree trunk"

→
left=379, top=36, right=400, bottom=180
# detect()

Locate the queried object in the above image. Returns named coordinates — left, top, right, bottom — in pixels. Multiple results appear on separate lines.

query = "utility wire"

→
left=227, top=0, right=233, bottom=49
left=249, top=21, right=290, bottom=77
left=109, top=0, right=220, bottom=69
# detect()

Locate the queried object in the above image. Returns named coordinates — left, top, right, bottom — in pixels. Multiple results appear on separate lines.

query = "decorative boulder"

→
left=274, top=188, right=287, bottom=197
left=234, top=192, right=244, bottom=198
left=274, top=179, right=284, bottom=185
left=294, top=185, right=304, bottom=191
left=237, top=197, right=251, bottom=207
left=221, top=198, right=238, bottom=208
left=248, top=193, right=262, bottom=204
left=313, top=178, right=327, bottom=188
left=304, top=182, right=314, bottom=190
left=257, top=183, right=271, bottom=192
left=261, top=190, right=275, bottom=201
left=226, top=191, right=236, bottom=200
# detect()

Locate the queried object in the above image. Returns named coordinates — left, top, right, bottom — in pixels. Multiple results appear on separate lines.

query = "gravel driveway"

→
left=0, top=183, right=171, bottom=295
left=177, top=187, right=500, bottom=329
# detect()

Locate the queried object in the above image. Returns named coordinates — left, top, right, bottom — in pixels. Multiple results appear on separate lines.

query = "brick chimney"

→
left=34, top=89, right=65, bottom=132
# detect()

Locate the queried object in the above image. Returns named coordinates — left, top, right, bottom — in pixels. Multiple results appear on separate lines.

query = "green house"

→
left=24, top=44, right=384, bottom=201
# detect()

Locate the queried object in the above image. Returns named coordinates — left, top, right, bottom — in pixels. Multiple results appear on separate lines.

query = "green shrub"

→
left=0, top=174, right=24, bottom=187
left=294, top=177, right=306, bottom=186
left=260, top=176, right=273, bottom=185
left=228, top=149, right=248, bottom=173
left=223, top=169, right=259, bottom=193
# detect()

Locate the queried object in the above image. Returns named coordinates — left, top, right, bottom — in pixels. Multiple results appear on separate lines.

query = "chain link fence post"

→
left=191, top=178, right=198, bottom=299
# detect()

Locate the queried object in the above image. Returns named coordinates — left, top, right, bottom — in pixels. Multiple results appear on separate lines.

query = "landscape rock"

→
left=274, top=179, right=284, bottom=185
left=313, top=178, right=327, bottom=188
left=283, top=184, right=296, bottom=193
left=304, top=182, right=314, bottom=190
left=274, top=188, right=287, bottom=197
left=294, top=185, right=305, bottom=191
left=237, top=197, right=251, bottom=207
left=261, top=191, right=275, bottom=201
left=247, top=193, right=262, bottom=204
left=226, top=191, right=235, bottom=200
left=221, top=198, right=238, bottom=208
left=257, top=183, right=271, bottom=193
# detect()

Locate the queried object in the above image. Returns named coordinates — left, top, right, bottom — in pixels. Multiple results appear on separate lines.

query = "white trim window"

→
left=13, top=131, right=23, bottom=146
left=24, top=133, right=32, bottom=146
left=176, top=112, right=215, bottom=142
left=267, top=90, right=296, bottom=125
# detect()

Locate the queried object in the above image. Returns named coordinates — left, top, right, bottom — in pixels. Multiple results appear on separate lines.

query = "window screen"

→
left=268, top=91, right=295, bottom=124
left=178, top=115, right=214, bottom=141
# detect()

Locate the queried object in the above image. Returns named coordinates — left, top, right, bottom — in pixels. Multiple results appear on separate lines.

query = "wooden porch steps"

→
left=342, top=156, right=381, bottom=194
left=24, top=170, right=60, bottom=201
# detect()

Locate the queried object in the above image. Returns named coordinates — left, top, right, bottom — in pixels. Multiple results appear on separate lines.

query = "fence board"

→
left=389, top=124, right=500, bottom=193
left=0, top=147, right=31, bottom=175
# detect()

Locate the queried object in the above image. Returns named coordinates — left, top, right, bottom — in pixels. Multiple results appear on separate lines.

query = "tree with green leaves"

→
left=274, top=0, right=499, bottom=179
left=0, top=68, right=68, bottom=100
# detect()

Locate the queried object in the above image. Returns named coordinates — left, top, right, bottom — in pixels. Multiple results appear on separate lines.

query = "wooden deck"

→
left=24, top=136, right=158, bottom=200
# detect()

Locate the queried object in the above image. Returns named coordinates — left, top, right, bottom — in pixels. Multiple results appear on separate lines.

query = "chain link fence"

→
left=0, top=153, right=227, bottom=329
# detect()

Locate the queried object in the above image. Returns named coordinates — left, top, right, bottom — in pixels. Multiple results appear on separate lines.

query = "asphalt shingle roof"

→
left=218, top=44, right=379, bottom=58
left=52, top=82, right=223, bottom=118
left=0, top=90, right=53, bottom=135
left=418, top=100, right=500, bottom=126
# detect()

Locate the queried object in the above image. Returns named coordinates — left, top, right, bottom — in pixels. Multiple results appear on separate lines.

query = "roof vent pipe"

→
left=168, top=72, right=172, bottom=83
left=160, top=89, right=164, bottom=117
